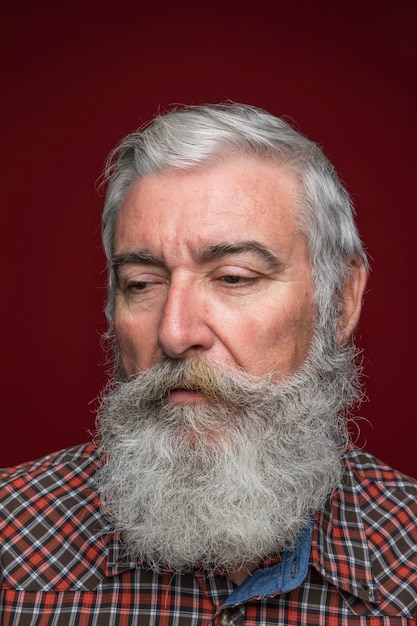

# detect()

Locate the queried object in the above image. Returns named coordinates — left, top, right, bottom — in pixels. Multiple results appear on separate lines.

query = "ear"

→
left=336, top=257, right=368, bottom=345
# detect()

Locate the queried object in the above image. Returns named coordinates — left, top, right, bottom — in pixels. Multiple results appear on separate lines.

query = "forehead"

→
left=114, top=157, right=304, bottom=257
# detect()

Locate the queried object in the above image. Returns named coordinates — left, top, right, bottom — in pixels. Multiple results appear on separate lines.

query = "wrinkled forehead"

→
left=113, top=156, right=305, bottom=254
left=103, top=148, right=307, bottom=264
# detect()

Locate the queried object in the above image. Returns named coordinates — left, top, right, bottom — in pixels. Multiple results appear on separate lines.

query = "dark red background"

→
left=1, top=1, right=416, bottom=477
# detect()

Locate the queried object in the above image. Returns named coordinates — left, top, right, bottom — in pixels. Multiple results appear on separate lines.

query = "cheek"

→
left=115, top=312, right=162, bottom=374
left=114, top=327, right=137, bottom=373
left=246, top=302, right=315, bottom=377
left=114, top=313, right=143, bottom=369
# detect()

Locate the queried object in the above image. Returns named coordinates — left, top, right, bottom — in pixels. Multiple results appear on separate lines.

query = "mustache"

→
left=108, top=357, right=275, bottom=407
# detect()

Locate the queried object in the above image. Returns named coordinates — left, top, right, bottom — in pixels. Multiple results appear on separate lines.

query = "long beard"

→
left=95, top=339, right=360, bottom=573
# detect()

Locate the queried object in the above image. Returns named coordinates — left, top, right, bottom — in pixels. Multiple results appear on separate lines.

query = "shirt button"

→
left=218, top=609, right=232, bottom=626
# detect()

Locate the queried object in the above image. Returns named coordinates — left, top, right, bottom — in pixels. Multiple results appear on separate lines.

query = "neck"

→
left=227, top=559, right=262, bottom=586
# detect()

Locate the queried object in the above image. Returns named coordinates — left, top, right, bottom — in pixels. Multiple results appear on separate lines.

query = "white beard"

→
left=95, top=337, right=360, bottom=574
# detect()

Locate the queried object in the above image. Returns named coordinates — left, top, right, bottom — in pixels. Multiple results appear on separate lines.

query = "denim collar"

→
left=222, top=522, right=312, bottom=606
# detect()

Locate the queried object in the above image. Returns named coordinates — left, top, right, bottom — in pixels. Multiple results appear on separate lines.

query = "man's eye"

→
left=127, top=281, right=151, bottom=291
left=222, top=275, right=242, bottom=284
left=221, top=275, right=255, bottom=285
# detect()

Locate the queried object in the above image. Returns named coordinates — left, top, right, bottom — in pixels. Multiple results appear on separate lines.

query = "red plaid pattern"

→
left=1, top=443, right=416, bottom=624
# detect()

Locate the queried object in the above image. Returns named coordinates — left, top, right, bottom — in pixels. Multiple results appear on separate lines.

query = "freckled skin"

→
left=113, top=157, right=317, bottom=388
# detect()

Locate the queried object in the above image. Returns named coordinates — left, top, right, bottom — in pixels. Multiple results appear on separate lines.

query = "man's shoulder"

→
left=0, top=442, right=98, bottom=495
left=341, top=447, right=417, bottom=533
left=0, top=443, right=109, bottom=592
left=314, top=449, right=417, bottom=616
left=0, top=442, right=100, bottom=528
left=344, top=447, right=417, bottom=497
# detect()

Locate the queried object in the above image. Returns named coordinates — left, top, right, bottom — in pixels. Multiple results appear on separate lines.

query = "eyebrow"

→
left=112, top=250, right=163, bottom=272
left=111, top=241, right=284, bottom=273
left=198, top=242, right=284, bottom=271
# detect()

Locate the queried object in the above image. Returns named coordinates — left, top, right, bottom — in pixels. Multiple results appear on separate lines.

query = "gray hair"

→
left=102, top=103, right=368, bottom=333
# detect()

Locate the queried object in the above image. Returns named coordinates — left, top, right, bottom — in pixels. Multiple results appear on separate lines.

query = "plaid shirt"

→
left=1, top=442, right=416, bottom=625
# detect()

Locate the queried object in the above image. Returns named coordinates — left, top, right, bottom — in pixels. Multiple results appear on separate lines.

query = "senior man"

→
left=1, top=104, right=416, bottom=624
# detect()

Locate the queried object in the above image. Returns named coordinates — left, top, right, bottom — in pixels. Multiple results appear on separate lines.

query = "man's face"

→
left=112, top=156, right=316, bottom=390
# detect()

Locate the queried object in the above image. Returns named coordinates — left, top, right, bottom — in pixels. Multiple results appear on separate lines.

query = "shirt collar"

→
left=310, top=465, right=379, bottom=604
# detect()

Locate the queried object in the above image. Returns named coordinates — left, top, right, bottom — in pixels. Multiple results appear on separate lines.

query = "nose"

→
left=157, top=279, right=215, bottom=359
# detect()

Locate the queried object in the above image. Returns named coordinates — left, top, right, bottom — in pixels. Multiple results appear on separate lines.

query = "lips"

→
left=168, top=387, right=209, bottom=404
